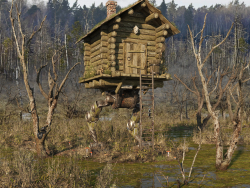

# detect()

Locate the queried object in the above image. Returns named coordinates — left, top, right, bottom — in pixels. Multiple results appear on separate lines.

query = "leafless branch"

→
left=57, top=62, right=80, bottom=94
left=155, top=174, right=166, bottom=187
left=35, top=63, right=49, bottom=100
left=15, top=97, right=29, bottom=113
left=209, top=67, right=220, bottom=96
left=174, top=74, right=197, bottom=95
left=188, top=127, right=202, bottom=182
left=201, top=23, right=234, bottom=68
left=26, top=16, right=47, bottom=46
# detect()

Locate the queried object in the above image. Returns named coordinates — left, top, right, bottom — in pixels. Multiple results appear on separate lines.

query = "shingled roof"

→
left=76, top=0, right=180, bottom=43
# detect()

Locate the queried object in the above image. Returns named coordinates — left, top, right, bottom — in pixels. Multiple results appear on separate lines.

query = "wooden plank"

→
left=84, top=42, right=90, bottom=47
left=100, top=48, right=108, bottom=53
left=132, top=43, right=137, bottom=74
left=128, top=12, right=144, bottom=18
left=118, top=32, right=155, bottom=41
left=90, top=54, right=101, bottom=63
left=84, top=51, right=91, bottom=56
left=84, top=56, right=90, bottom=61
left=90, top=49, right=100, bottom=58
left=141, top=43, right=147, bottom=74
left=118, top=22, right=155, bottom=30
left=122, top=38, right=155, bottom=46
left=84, top=46, right=91, bottom=51
left=117, top=27, right=156, bottom=35
left=90, top=40, right=101, bottom=48
left=125, top=43, right=131, bottom=74
left=90, top=44, right=101, bottom=53
left=123, top=16, right=145, bottom=24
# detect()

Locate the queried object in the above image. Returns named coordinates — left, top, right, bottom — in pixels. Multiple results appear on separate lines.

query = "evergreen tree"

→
left=184, top=4, right=194, bottom=29
left=159, top=0, right=167, bottom=18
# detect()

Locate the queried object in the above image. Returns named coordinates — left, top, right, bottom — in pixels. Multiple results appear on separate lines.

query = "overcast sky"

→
left=67, top=0, right=249, bottom=9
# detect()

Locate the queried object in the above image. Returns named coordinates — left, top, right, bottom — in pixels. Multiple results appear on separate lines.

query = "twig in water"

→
left=155, top=174, right=166, bottom=187
left=199, top=173, right=206, bottom=187
left=188, top=127, right=202, bottom=182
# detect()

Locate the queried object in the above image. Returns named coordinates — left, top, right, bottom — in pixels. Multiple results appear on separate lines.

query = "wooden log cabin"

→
left=77, top=0, right=180, bottom=90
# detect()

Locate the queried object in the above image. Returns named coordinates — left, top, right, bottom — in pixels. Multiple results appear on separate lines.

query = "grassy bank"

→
left=1, top=96, right=250, bottom=187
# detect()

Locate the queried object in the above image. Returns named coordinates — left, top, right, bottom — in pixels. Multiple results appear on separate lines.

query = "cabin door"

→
left=124, top=42, right=147, bottom=74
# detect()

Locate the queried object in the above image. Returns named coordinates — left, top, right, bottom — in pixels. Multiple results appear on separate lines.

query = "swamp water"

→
left=1, top=126, right=250, bottom=187
left=114, top=126, right=250, bottom=187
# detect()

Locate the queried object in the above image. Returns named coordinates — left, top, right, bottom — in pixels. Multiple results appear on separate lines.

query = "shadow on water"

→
left=166, top=125, right=194, bottom=141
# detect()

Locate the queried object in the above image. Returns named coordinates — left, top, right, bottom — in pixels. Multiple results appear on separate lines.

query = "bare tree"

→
left=10, top=0, right=79, bottom=157
left=224, top=61, right=250, bottom=169
left=188, top=13, right=247, bottom=170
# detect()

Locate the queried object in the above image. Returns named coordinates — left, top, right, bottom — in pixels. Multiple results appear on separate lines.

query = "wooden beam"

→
left=128, top=8, right=134, bottom=15
left=109, top=31, right=117, bottom=37
left=156, top=37, right=165, bottom=43
left=123, top=16, right=145, bottom=24
left=108, top=37, right=116, bottom=43
left=116, top=26, right=156, bottom=35
left=145, top=13, right=158, bottom=23
left=155, top=23, right=170, bottom=33
left=118, top=32, right=155, bottom=41
left=156, top=30, right=168, bottom=38
left=115, top=16, right=121, bottom=23
left=156, top=43, right=164, bottom=48
left=118, top=22, right=155, bottom=30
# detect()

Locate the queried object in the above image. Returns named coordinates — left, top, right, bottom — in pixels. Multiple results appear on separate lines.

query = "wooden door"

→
left=124, top=42, right=147, bottom=74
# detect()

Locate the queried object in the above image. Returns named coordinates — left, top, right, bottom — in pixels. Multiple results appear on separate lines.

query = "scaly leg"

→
left=127, top=104, right=142, bottom=143
left=85, top=100, right=107, bottom=143
left=85, top=90, right=142, bottom=144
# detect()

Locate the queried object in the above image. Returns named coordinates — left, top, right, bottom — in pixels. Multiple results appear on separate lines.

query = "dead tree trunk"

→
left=187, top=13, right=244, bottom=170
left=10, top=0, right=79, bottom=157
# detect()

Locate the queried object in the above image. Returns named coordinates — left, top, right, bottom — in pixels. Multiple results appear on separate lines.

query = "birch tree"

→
left=187, top=13, right=245, bottom=170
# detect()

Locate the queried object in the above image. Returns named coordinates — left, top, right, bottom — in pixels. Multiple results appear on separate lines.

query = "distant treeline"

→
left=0, top=0, right=250, bottom=79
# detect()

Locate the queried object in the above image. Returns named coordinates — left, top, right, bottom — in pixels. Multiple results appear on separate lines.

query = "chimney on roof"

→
left=106, top=1, right=117, bottom=18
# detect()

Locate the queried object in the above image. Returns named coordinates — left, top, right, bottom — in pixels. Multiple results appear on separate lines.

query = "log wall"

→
left=83, top=9, right=170, bottom=79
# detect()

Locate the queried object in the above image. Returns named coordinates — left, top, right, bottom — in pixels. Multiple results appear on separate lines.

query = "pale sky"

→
left=68, top=0, right=250, bottom=8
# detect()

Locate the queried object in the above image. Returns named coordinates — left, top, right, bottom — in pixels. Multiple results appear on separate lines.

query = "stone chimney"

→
left=106, top=1, right=117, bottom=18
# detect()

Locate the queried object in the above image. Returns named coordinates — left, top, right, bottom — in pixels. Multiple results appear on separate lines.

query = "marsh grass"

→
left=1, top=91, right=250, bottom=187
